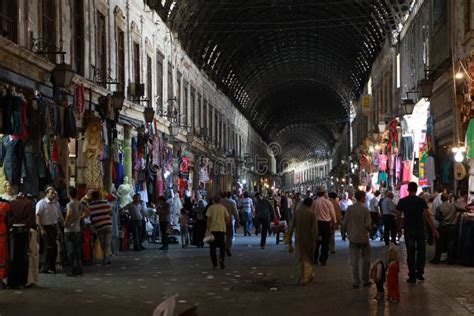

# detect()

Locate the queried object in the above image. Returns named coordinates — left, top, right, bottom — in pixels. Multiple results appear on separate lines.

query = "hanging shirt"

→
left=467, top=119, right=474, bottom=158
left=402, top=161, right=412, bottom=183
left=379, top=154, right=388, bottom=171
left=424, top=156, right=436, bottom=185
left=378, top=172, right=388, bottom=186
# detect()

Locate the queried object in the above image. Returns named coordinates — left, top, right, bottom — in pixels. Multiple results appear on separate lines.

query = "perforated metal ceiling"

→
left=149, top=0, right=411, bottom=161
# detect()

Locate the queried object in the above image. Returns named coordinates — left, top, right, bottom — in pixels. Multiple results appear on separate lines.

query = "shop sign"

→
left=361, top=95, right=371, bottom=114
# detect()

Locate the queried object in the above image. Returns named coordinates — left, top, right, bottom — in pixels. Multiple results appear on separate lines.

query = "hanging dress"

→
left=0, top=202, right=9, bottom=279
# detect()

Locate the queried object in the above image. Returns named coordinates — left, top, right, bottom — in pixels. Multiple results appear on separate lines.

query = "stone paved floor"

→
left=0, top=232, right=473, bottom=316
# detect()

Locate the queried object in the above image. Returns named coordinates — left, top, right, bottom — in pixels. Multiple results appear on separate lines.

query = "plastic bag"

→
left=203, top=232, right=215, bottom=243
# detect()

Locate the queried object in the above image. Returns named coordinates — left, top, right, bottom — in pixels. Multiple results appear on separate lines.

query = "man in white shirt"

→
left=339, top=192, right=352, bottom=240
left=312, top=186, right=336, bottom=266
left=369, top=191, right=381, bottom=240
left=365, top=186, right=374, bottom=210
left=339, top=192, right=353, bottom=215
left=36, top=187, right=63, bottom=274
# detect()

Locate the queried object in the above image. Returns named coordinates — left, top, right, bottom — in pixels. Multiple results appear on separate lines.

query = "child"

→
left=370, top=259, right=386, bottom=300
left=386, top=246, right=400, bottom=303
left=179, top=209, right=189, bottom=248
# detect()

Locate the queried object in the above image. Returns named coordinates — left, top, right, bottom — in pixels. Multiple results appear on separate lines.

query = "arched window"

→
left=0, top=0, right=18, bottom=43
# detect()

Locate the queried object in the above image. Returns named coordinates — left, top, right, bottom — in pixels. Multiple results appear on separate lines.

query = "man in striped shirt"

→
left=88, top=191, right=113, bottom=265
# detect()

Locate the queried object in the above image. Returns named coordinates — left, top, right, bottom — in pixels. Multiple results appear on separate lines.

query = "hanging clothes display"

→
left=0, top=136, right=23, bottom=186
left=400, top=136, right=413, bottom=161
left=74, top=83, right=85, bottom=115
left=198, top=157, right=210, bottom=184
left=387, top=119, right=399, bottom=153
left=469, top=160, right=474, bottom=203
left=424, top=156, right=436, bottom=187
left=82, top=118, right=104, bottom=189
left=466, top=119, right=474, bottom=159
left=0, top=91, right=14, bottom=134
left=379, top=153, right=388, bottom=171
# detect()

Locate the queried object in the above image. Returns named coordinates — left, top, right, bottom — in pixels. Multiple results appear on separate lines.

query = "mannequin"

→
left=117, top=176, right=133, bottom=208
left=0, top=181, right=15, bottom=201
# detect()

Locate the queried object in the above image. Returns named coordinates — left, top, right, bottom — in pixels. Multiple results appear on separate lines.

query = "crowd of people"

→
left=1, top=180, right=471, bottom=302
left=286, top=181, right=474, bottom=302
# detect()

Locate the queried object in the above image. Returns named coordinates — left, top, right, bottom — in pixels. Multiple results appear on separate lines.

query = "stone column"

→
left=124, top=125, right=133, bottom=181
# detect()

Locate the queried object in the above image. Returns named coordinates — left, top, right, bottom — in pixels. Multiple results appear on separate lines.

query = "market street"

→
left=1, top=234, right=473, bottom=316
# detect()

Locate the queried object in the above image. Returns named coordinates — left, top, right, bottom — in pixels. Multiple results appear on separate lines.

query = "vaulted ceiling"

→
left=149, top=0, right=412, bottom=162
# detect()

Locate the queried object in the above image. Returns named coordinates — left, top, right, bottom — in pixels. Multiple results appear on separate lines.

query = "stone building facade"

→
left=0, top=0, right=272, bottom=196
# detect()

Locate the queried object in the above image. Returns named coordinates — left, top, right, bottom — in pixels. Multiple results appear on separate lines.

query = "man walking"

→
left=221, top=192, right=240, bottom=256
left=339, top=192, right=352, bottom=218
left=287, top=198, right=318, bottom=284
left=431, top=193, right=457, bottom=264
left=280, top=192, right=291, bottom=225
left=124, top=194, right=145, bottom=251
left=240, top=192, right=254, bottom=236
left=206, top=195, right=230, bottom=269
left=312, top=186, right=336, bottom=266
left=397, top=182, right=439, bottom=283
left=328, top=192, right=342, bottom=254
left=342, top=191, right=372, bottom=288
left=36, top=187, right=63, bottom=274
left=369, top=191, right=381, bottom=240
left=88, top=191, right=113, bottom=265
left=254, top=193, right=274, bottom=249
left=156, top=196, right=171, bottom=251
left=381, top=192, right=399, bottom=245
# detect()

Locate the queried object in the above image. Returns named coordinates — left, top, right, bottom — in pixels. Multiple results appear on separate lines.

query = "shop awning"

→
left=118, top=114, right=145, bottom=128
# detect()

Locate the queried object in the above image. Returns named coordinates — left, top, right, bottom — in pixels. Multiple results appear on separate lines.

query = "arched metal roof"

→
left=149, top=0, right=411, bottom=161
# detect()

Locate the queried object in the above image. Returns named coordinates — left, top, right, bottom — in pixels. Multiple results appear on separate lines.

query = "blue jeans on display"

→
left=65, top=232, right=83, bottom=275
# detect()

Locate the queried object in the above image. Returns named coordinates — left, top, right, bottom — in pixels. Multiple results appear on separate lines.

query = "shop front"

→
left=356, top=99, right=435, bottom=197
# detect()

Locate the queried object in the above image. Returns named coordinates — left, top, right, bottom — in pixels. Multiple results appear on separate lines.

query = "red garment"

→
left=82, top=228, right=92, bottom=262
left=75, top=83, right=85, bottom=114
left=387, top=261, right=400, bottom=301
left=0, top=202, right=9, bottom=279
left=178, top=178, right=187, bottom=197
left=388, top=119, right=399, bottom=153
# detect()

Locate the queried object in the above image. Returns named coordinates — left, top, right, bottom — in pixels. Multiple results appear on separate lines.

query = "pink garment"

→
left=379, top=154, right=388, bottom=171
left=400, top=184, right=409, bottom=199
left=396, top=156, right=402, bottom=183
left=402, top=160, right=412, bottom=183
